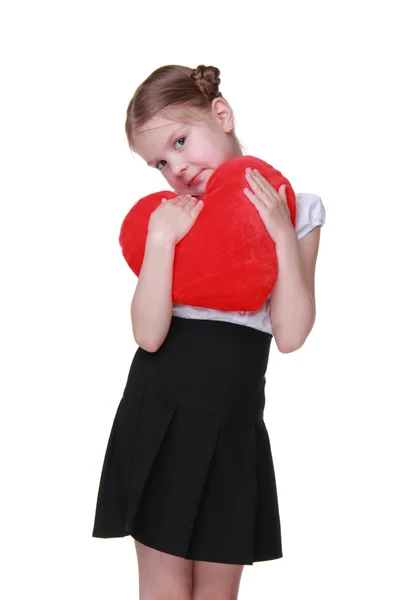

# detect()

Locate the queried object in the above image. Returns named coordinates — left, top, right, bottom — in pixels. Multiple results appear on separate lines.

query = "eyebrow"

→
left=146, top=128, right=182, bottom=166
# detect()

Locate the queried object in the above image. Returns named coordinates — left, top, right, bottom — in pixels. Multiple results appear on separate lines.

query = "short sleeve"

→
left=294, top=193, right=326, bottom=240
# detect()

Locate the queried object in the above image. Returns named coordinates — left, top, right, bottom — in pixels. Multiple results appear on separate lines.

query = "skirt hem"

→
left=128, top=529, right=283, bottom=566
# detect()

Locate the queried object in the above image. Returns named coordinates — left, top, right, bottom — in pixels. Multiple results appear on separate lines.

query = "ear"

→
left=212, top=97, right=234, bottom=133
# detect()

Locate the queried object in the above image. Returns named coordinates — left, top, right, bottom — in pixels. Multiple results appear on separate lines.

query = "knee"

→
left=192, top=590, right=238, bottom=600
left=140, top=589, right=192, bottom=600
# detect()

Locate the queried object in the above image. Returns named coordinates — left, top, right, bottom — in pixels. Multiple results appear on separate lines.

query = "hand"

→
left=148, top=194, right=204, bottom=245
left=244, top=168, right=294, bottom=243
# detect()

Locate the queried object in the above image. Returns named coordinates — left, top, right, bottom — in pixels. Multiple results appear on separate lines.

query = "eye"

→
left=156, top=160, right=166, bottom=171
left=156, top=137, right=186, bottom=171
left=175, top=136, right=186, bottom=149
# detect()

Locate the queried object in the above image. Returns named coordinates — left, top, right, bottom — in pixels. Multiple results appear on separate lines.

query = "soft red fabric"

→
left=119, top=155, right=296, bottom=311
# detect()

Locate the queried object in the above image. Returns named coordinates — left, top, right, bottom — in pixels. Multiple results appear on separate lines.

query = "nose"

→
left=170, top=159, right=187, bottom=178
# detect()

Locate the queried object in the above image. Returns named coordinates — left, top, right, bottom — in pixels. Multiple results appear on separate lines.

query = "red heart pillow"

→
left=119, top=155, right=296, bottom=311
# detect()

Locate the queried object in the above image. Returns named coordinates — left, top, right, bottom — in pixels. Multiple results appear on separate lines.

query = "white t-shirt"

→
left=172, top=193, right=326, bottom=335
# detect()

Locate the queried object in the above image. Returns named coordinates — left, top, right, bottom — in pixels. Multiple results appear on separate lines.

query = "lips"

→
left=189, top=170, right=203, bottom=186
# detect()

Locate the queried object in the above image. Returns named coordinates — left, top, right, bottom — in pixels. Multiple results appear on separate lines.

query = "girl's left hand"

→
left=244, top=168, right=294, bottom=243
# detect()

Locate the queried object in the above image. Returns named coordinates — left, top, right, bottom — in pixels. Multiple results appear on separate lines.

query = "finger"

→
left=252, top=169, right=280, bottom=196
left=251, top=170, right=274, bottom=195
left=245, top=170, right=266, bottom=193
left=254, top=172, right=285, bottom=206
left=191, top=199, right=204, bottom=215
left=244, top=174, right=271, bottom=206
left=244, top=187, right=262, bottom=205
left=184, top=197, right=197, bottom=209
left=278, top=184, right=287, bottom=202
left=174, top=196, right=190, bottom=206
left=253, top=172, right=284, bottom=206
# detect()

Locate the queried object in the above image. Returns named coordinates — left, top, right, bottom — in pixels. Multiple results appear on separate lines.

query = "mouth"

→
left=189, top=170, right=204, bottom=186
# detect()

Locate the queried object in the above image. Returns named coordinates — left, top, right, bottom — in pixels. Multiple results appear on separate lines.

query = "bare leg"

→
left=192, top=559, right=245, bottom=600
left=134, top=538, right=194, bottom=600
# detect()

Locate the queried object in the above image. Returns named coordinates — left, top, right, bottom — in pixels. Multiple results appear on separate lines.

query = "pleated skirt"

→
left=92, top=316, right=282, bottom=565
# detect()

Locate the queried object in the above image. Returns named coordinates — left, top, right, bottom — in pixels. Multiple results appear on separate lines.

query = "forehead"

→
left=132, top=119, right=185, bottom=165
left=151, top=105, right=210, bottom=129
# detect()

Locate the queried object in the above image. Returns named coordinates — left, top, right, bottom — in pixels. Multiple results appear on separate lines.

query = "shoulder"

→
left=294, top=193, right=326, bottom=303
left=295, top=193, right=326, bottom=240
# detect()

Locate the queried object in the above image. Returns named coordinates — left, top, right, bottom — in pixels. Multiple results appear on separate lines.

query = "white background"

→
left=1, top=0, right=399, bottom=598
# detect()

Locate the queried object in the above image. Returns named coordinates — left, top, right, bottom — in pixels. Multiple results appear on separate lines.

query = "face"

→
left=132, top=99, right=243, bottom=197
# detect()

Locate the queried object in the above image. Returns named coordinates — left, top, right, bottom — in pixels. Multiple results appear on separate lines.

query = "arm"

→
left=269, top=225, right=321, bottom=353
left=130, top=232, right=175, bottom=353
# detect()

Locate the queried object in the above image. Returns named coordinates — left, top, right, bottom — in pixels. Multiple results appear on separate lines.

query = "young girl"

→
left=92, top=64, right=326, bottom=599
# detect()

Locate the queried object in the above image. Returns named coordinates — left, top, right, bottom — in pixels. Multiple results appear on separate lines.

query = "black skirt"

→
left=92, top=316, right=282, bottom=565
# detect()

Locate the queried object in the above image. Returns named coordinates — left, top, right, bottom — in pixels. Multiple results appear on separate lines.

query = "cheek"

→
left=159, top=170, right=174, bottom=187
left=196, top=145, right=219, bottom=166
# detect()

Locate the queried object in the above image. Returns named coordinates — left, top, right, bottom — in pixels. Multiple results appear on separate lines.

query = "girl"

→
left=92, top=64, right=326, bottom=599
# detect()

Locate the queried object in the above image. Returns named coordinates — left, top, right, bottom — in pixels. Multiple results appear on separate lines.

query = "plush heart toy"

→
left=119, top=155, right=296, bottom=311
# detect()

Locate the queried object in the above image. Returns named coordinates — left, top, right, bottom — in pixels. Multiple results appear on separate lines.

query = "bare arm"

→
left=130, top=194, right=204, bottom=353
left=270, top=226, right=321, bottom=353
left=131, top=232, right=176, bottom=352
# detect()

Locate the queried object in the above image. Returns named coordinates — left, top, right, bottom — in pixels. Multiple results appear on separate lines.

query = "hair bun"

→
left=191, top=65, right=221, bottom=100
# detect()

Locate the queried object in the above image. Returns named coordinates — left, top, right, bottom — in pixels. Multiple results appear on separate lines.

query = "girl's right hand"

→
left=148, top=195, right=204, bottom=245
